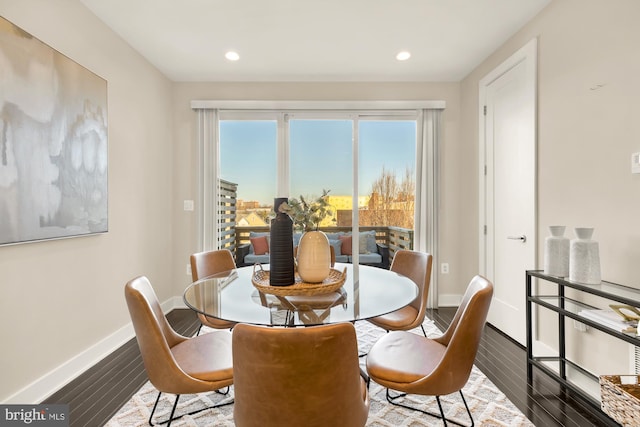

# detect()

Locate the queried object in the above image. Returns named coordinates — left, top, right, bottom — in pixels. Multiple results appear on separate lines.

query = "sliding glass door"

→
left=218, top=111, right=418, bottom=266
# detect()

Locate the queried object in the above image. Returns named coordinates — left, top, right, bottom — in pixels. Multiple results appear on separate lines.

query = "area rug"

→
left=106, top=319, right=534, bottom=427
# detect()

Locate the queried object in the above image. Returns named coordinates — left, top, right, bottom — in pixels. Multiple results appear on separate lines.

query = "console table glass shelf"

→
left=526, top=270, right=640, bottom=426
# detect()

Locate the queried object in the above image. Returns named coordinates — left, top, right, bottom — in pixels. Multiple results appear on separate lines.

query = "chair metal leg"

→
left=386, top=388, right=407, bottom=400
left=421, top=324, right=427, bottom=337
left=148, top=393, right=180, bottom=427
left=166, top=394, right=181, bottom=427
left=359, top=367, right=371, bottom=389
left=385, top=388, right=474, bottom=427
left=458, top=390, right=474, bottom=427
left=215, top=386, right=230, bottom=395
left=196, top=323, right=203, bottom=336
left=149, top=392, right=162, bottom=426
left=435, top=396, right=448, bottom=427
left=148, top=390, right=234, bottom=426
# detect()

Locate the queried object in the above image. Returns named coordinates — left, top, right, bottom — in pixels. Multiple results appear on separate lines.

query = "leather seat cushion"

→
left=200, top=314, right=236, bottom=329
left=367, top=331, right=445, bottom=384
left=171, top=330, right=233, bottom=382
left=367, top=305, right=418, bottom=330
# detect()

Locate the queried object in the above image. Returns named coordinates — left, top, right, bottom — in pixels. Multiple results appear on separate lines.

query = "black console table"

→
left=526, top=270, right=640, bottom=425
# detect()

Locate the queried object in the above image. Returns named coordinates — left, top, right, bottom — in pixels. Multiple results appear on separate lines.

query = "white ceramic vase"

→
left=569, top=227, right=601, bottom=284
left=543, top=226, right=569, bottom=277
left=296, top=230, right=331, bottom=283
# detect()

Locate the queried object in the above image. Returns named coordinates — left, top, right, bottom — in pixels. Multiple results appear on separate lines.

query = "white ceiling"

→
left=80, top=0, right=551, bottom=82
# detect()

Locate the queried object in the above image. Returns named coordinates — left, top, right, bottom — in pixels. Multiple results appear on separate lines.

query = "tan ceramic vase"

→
left=296, top=230, right=331, bottom=283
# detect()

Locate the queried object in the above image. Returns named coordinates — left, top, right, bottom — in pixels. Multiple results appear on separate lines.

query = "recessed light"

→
left=225, top=51, right=240, bottom=61
left=396, top=51, right=411, bottom=61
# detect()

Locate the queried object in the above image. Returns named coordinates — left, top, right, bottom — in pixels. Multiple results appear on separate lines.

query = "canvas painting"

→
left=0, top=17, right=108, bottom=245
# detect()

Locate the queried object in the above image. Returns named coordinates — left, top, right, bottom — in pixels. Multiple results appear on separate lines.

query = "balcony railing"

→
left=387, top=226, right=414, bottom=254
left=215, top=179, right=414, bottom=264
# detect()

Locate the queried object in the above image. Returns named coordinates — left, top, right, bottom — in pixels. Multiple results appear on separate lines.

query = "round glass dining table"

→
left=183, top=263, right=418, bottom=327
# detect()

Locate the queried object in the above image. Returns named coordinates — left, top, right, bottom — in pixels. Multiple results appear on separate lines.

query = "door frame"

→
left=479, top=37, right=537, bottom=276
left=478, top=38, right=538, bottom=336
left=194, top=101, right=443, bottom=309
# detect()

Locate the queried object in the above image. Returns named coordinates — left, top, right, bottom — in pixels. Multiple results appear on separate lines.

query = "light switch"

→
left=183, top=200, right=194, bottom=211
left=632, top=153, right=640, bottom=174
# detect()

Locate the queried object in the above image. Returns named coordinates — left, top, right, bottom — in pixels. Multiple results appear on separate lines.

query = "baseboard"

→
left=534, top=338, right=556, bottom=357
left=169, top=295, right=188, bottom=310
left=3, top=297, right=178, bottom=404
left=438, top=293, right=462, bottom=307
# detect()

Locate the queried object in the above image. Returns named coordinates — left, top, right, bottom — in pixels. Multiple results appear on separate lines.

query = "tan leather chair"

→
left=366, top=275, right=493, bottom=426
left=190, top=249, right=237, bottom=333
left=367, top=250, right=433, bottom=336
left=232, top=322, right=370, bottom=427
left=124, top=276, right=233, bottom=426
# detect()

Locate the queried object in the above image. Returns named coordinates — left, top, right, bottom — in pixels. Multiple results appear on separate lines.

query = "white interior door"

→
left=480, top=39, right=537, bottom=346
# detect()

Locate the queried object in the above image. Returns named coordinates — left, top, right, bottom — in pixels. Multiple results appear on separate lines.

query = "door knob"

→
left=507, top=235, right=527, bottom=243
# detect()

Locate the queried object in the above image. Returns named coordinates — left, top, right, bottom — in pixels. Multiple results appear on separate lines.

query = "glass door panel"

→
left=289, top=118, right=353, bottom=224
left=358, top=120, right=417, bottom=263
left=289, top=119, right=353, bottom=258
left=219, top=120, right=277, bottom=225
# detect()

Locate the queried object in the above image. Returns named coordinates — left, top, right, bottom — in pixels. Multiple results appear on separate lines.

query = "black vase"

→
left=269, top=198, right=295, bottom=286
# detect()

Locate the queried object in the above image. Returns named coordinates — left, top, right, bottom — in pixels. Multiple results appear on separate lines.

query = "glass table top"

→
left=183, top=263, right=418, bottom=327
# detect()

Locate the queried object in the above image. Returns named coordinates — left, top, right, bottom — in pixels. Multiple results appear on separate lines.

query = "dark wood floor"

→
left=43, top=308, right=617, bottom=426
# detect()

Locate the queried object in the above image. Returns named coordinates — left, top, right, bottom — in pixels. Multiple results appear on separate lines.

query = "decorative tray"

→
left=252, top=264, right=347, bottom=296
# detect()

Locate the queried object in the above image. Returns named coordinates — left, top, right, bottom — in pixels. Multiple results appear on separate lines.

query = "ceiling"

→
left=80, top=0, right=551, bottom=83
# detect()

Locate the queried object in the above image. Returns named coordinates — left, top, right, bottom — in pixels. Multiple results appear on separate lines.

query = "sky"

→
left=220, top=119, right=416, bottom=206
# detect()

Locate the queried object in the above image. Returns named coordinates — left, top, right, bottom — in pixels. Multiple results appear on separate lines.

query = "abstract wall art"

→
left=0, top=16, right=108, bottom=245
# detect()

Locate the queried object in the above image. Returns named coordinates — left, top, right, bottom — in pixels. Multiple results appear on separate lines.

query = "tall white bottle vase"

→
left=569, top=227, right=601, bottom=285
left=297, top=230, right=331, bottom=283
left=543, top=226, right=569, bottom=277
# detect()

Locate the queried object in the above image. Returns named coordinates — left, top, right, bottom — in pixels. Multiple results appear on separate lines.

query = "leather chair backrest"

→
left=424, top=275, right=493, bottom=395
left=190, top=249, right=236, bottom=281
left=190, top=249, right=238, bottom=329
left=390, top=250, right=433, bottom=319
left=232, top=322, right=369, bottom=427
left=125, top=276, right=209, bottom=393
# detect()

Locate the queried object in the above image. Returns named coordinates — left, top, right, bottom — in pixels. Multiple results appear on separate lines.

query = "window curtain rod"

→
left=191, top=100, right=445, bottom=111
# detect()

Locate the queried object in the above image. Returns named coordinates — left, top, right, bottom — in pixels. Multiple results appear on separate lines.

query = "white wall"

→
left=0, top=0, right=175, bottom=402
left=461, top=0, right=640, bottom=374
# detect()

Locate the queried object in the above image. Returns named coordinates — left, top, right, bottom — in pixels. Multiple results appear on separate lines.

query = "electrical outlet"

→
left=184, top=200, right=194, bottom=211
left=441, top=263, right=449, bottom=274
left=186, top=263, right=192, bottom=276
left=632, top=152, right=640, bottom=174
